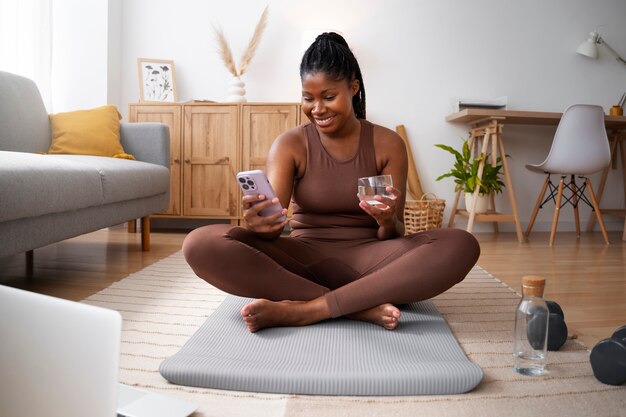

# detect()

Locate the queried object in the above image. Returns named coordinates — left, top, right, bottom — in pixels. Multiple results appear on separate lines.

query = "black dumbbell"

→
left=590, top=325, right=626, bottom=386
left=527, top=300, right=568, bottom=351
left=545, top=300, right=568, bottom=351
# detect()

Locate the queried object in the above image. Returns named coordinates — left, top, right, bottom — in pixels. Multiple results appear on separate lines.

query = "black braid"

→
left=300, top=32, right=366, bottom=119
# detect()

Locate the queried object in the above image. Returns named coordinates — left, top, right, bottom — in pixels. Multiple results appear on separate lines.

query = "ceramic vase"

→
left=464, top=192, right=489, bottom=214
left=226, top=76, right=247, bottom=102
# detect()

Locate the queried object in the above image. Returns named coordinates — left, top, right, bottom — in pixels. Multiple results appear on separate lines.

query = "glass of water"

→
left=357, top=175, right=394, bottom=205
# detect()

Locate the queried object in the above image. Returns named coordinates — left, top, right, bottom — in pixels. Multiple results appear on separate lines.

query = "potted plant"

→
left=434, top=138, right=505, bottom=213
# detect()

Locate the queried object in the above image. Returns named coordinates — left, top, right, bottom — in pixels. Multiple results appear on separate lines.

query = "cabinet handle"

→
left=184, top=159, right=191, bottom=164
left=173, top=158, right=180, bottom=164
left=217, top=157, right=230, bottom=164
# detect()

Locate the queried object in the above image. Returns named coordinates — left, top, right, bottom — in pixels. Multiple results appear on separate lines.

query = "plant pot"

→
left=464, top=192, right=489, bottom=214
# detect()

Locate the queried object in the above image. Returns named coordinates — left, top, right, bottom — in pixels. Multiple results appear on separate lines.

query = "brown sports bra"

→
left=290, top=119, right=379, bottom=238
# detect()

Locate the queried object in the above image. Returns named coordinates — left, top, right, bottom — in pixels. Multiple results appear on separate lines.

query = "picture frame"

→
left=137, top=58, right=177, bottom=103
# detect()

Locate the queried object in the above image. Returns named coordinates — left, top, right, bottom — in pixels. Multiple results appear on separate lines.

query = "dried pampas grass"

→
left=214, top=26, right=238, bottom=77
left=214, top=5, right=269, bottom=78
left=238, top=5, right=269, bottom=76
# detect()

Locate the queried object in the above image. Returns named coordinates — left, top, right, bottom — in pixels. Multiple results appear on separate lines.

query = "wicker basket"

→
left=404, top=193, right=445, bottom=234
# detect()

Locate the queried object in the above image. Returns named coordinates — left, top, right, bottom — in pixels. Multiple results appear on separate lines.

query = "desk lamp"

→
left=576, top=31, right=626, bottom=68
left=577, top=30, right=626, bottom=116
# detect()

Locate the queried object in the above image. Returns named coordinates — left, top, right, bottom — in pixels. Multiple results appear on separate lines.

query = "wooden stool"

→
left=448, top=118, right=524, bottom=243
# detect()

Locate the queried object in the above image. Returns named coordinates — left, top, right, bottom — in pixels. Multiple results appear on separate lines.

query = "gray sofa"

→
left=0, top=71, right=170, bottom=259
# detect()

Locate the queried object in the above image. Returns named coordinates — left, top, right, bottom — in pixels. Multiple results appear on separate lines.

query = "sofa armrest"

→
left=120, top=122, right=170, bottom=168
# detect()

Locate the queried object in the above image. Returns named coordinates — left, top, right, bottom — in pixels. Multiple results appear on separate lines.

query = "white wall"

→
left=107, top=0, right=122, bottom=106
left=70, top=0, right=626, bottom=231
left=51, top=0, right=109, bottom=112
left=0, top=0, right=52, bottom=109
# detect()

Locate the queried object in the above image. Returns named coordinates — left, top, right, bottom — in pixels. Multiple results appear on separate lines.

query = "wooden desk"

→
left=446, top=108, right=626, bottom=129
left=446, top=109, right=626, bottom=242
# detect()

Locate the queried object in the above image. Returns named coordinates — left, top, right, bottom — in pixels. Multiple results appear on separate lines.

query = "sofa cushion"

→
left=48, top=105, right=134, bottom=158
left=0, top=151, right=103, bottom=223
left=0, top=152, right=169, bottom=224
left=46, top=155, right=169, bottom=205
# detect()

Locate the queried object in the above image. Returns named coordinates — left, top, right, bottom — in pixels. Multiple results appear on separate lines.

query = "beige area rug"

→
left=82, top=251, right=626, bottom=417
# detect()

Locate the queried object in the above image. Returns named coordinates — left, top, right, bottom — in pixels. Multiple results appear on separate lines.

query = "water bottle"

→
left=513, top=275, right=549, bottom=375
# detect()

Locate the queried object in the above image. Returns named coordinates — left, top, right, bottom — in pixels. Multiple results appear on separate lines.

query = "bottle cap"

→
left=521, top=275, right=546, bottom=296
left=522, top=275, right=546, bottom=287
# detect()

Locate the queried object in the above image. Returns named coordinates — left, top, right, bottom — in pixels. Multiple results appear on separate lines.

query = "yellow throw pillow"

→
left=48, top=105, right=135, bottom=159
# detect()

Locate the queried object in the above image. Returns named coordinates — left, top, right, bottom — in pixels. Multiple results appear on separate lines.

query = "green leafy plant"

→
left=434, top=138, right=506, bottom=195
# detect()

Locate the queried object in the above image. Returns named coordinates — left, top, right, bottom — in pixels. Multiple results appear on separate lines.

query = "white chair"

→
left=525, top=104, right=611, bottom=245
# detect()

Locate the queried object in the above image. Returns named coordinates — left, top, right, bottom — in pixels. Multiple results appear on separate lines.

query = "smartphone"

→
left=236, top=170, right=286, bottom=222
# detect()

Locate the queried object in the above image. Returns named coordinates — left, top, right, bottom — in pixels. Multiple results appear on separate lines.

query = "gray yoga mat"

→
left=159, top=296, right=483, bottom=396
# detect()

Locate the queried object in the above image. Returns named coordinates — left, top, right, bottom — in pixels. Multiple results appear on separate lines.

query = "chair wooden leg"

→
left=571, top=175, right=581, bottom=238
left=525, top=175, right=550, bottom=240
left=128, top=219, right=137, bottom=233
left=549, top=177, right=565, bottom=246
left=585, top=178, right=609, bottom=245
left=141, top=216, right=150, bottom=252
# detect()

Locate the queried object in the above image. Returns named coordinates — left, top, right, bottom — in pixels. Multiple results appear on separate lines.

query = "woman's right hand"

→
left=242, top=194, right=288, bottom=235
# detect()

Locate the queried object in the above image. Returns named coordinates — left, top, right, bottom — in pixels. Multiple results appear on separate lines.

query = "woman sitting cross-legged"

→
left=182, top=32, right=480, bottom=333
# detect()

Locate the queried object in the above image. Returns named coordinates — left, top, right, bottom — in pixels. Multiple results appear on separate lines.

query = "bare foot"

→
left=240, top=298, right=329, bottom=333
left=347, top=303, right=401, bottom=330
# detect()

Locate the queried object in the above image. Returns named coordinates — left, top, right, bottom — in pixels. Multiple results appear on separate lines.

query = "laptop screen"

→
left=0, top=285, right=121, bottom=417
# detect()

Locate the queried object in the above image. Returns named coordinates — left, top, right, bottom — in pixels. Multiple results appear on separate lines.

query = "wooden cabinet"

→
left=242, top=104, right=299, bottom=173
left=128, top=104, right=182, bottom=215
left=128, top=102, right=301, bottom=221
left=183, top=105, right=239, bottom=218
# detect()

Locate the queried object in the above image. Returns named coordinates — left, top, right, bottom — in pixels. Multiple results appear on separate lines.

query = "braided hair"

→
left=300, top=32, right=366, bottom=119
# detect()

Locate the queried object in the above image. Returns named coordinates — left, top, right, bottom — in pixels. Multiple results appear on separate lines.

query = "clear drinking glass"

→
left=357, top=175, right=394, bottom=205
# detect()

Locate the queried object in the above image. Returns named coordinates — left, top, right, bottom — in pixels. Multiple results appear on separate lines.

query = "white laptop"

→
left=0, top=284, right=198, bottom=417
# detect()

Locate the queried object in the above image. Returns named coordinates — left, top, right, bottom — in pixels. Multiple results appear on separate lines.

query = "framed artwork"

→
left=137, top=58, right=177, bottom=102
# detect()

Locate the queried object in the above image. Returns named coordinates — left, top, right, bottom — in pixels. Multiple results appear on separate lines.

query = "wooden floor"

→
left=1, top=226, right=624, bottom=349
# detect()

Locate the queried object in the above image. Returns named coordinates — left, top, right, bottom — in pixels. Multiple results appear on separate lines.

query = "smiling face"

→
left=301, top=71, right=360, bottom=135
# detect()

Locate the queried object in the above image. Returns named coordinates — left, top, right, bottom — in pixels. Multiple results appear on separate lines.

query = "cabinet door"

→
left=183, top=105, right=239, bottom=217
left=241, top=105, right=299, bottom=172
left=128, top=105, right=182, bottom=215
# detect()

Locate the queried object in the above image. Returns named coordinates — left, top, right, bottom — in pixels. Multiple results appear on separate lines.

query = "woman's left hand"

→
left=358, top=185, right=400, bottom=229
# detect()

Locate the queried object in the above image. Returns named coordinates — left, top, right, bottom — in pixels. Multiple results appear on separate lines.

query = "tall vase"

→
left=226, top=76, right=247, bottom=102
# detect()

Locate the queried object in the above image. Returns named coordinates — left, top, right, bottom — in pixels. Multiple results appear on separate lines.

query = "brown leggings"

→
left=182, top=225, right=480, bottom=318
